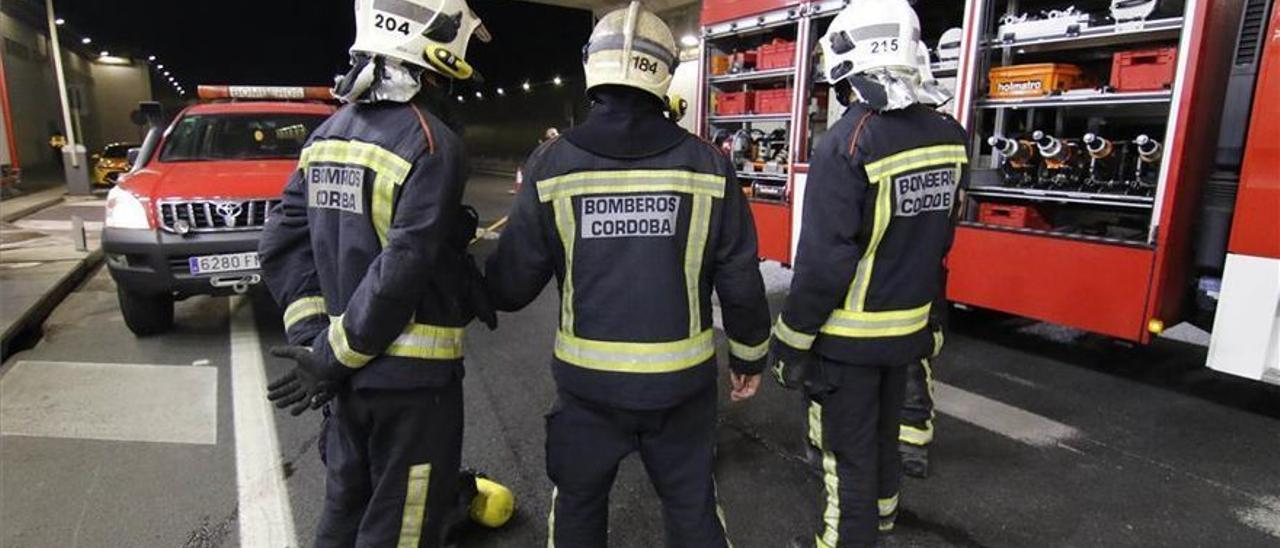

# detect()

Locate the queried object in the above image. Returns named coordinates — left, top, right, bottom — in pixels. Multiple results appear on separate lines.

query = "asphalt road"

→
left=2, top=172, right=1279, bottom=548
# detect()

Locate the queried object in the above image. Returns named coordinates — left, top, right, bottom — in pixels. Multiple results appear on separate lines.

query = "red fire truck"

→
left=694, top=0, right=1278, bottom=383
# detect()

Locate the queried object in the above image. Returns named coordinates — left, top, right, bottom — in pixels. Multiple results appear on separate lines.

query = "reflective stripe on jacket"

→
left=486, top=133, right=771, bottom=410
left=259, top=98, right=472, bottom=389
left=776, top=103, right=967, bottom=366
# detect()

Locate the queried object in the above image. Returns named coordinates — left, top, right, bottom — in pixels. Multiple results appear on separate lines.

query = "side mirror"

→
left=126, top=147, right=141, bottom=166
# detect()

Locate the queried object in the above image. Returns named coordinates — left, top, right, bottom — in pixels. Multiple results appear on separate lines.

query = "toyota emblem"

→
left=215, top=201, right=243, bottom=227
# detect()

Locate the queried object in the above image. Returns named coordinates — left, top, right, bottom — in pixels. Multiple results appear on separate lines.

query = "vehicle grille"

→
left=158, top=199, right=279, bottom=232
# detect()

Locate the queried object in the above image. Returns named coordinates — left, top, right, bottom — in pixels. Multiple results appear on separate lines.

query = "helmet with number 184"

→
left=583, top=1, right=680, bottom=100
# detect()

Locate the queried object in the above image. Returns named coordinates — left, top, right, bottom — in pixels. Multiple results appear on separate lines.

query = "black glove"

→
left=465, top=253, right=498, bottom=330
left=455, top=205, right=480, bottom=250
left=769, top=339, right=828, bottom=393
left=266, top=345, right=350, bottom=416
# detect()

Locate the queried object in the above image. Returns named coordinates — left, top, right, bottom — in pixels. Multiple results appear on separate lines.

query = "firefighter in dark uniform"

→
left=484, top=3, right=773, bottom=546
left=770, top=0, right=968, bottom=546
left=258, top=1, right=511, bottom=546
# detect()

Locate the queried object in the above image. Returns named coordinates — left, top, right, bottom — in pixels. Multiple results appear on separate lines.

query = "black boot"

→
left=899, top=443, right=930, bottom=479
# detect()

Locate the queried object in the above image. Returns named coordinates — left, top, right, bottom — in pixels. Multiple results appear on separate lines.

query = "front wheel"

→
left=117, top=286, right=174, bottom=336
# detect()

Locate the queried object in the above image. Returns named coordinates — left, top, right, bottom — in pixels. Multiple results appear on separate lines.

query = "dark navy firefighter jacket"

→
left=774, top=102, right=968, bottom=367
left=485, top=93, right=772, bottom=410
left=259, top=97, right=473, bottom=390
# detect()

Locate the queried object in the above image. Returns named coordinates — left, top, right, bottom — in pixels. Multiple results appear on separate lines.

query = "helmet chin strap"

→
left=847, top=75, right=890, bottom=111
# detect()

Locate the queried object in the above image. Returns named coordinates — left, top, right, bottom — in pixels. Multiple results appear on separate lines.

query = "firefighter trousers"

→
left=315, top=380, right=463, bottom=548
left=899, top=358, right=935, bottom=448
left=544, top=383, right=729, bottom=548
left=806, top=358, right=908, bottom=547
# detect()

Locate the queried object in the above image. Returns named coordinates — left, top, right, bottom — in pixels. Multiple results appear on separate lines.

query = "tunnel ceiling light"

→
left=55, top=18, right=65, bottom=26
left=148, top=55, right=156, bottom=62
left=522, top=82, right=531, bottom=91
left=475, top=91, right=483, bottom=99
left=680, top=34, right=699, bottom=47
left=163, top=71, right=170, bottom=76
left=553, top=76, right=562, bottom=86
left=81, top=37, right=91, bottom=44
left=456, top=95, right=464, bottom=102
left=496, top=87, right=504, bottom=96
left=157, top=64, right=165, bottom=70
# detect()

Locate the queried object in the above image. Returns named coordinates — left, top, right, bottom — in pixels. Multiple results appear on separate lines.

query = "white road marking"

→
left=229, top=296, right=298, bottom=547
left=934, top=381, right=1080, bottom=447
left=0, top=360, right=216, bottom=444
left=1235, top=496, right=1280, bottom=539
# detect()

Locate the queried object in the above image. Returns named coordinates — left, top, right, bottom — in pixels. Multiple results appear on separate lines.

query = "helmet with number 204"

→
left=350, top=0, right=492, bottom=80
left=583, top=1, right=680, bottom=101
left=819, top=0, right=921, bottom=85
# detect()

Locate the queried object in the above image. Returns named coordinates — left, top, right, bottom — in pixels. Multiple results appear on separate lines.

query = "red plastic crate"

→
left=753, top=88, right=793, bottom=114
left=1110, top=47, right=1178, bottom=91
left=716, top=91, right=755, bottom=115
left=978, top=202, right=1051, bottom=230
left=757, top=39, right=796, bottom=70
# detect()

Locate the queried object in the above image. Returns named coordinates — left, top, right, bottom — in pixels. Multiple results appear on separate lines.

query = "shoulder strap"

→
left=408, top=103, right=436, bottom=155
left=846, top=110, right=875, bottom=157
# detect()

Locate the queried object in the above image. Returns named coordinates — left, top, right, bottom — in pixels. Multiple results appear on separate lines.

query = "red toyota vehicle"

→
left=103, top=86, right=335, bottom=335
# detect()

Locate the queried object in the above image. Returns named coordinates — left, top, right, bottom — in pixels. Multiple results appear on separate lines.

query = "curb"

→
left=0, top=248, right=104, bottom=359
left=1, top=194, right=65, bottom=223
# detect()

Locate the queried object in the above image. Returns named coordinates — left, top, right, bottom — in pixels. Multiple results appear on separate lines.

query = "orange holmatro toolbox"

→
left=989, top=63, right=1087, bottom=98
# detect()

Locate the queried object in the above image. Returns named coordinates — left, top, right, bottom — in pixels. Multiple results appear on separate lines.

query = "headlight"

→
left=105, top=186, right=151, bottom=229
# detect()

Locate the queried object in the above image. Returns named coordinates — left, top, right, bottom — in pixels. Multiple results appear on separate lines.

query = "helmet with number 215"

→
left=819, top=0, right=921, bottom=85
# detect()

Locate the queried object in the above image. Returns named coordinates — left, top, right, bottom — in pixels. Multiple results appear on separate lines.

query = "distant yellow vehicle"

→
left=93, top=142, right=139, bottom=186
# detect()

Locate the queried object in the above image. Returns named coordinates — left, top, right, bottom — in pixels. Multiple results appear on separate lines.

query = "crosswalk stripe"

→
left=230, top=297, right=298, bottom=547
left=934, top=381, right=1080, bottom=447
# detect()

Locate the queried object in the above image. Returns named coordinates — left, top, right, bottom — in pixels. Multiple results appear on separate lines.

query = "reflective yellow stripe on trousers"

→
left=396, top=463, right=432, bottom=548
left=299, top=139, right=412, bottom=246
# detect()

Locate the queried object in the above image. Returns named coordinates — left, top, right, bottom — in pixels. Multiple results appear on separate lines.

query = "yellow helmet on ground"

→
left=469, top=476, right=515, bottom=528
left=583, top=1, right=680, bottom=101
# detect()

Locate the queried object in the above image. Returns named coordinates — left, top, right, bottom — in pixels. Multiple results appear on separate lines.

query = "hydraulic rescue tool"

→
left=1132, top=134, right=1163, bottom=196
left=988, top=135, right=1041, bottom=187
left=1081, top=133, right=1130, bottom=193
left=1032, top=130, right=1089, bottom=189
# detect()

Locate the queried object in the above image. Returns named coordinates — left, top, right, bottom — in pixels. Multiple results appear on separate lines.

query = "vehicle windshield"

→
left=158, top=113, right=325, bottom=161
left=102, top=144, right=138, bottom=158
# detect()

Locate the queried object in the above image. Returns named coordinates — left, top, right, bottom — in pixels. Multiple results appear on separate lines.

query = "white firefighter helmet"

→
left=819, top=0, right=922, bottom=85
left=350, top=0, right=491, bottom=80
left=583, top=1, right=680, bottom=100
